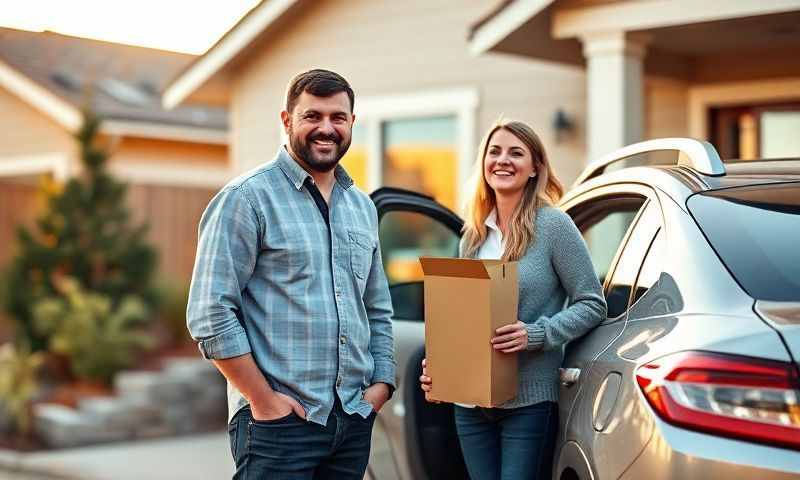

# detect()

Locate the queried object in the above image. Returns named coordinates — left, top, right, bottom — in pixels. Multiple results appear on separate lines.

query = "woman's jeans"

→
left=454, top=401, right=558, bottom=480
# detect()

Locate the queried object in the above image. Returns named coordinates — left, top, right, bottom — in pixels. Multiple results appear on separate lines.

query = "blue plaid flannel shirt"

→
left=187, top=147, right=396, bottom=425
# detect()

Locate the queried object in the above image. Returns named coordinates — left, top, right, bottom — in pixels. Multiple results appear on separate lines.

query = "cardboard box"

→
left=420, top=257, right=519, bottom=407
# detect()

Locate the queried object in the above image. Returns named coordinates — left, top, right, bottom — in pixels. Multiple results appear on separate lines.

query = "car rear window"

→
left=687, top=182, right=800, bottom=302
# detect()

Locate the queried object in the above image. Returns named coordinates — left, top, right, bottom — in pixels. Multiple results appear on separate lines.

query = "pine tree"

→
left=3, top=111, right=158, bottom=351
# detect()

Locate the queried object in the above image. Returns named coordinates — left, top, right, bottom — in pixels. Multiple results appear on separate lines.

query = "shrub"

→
left=0, top=342, right=44, bottom=435
left=32, top=277, right=153, bottom=384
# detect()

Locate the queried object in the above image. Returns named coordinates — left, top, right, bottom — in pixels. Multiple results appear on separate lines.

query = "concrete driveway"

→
left=0, top=432, right=233, bottom=480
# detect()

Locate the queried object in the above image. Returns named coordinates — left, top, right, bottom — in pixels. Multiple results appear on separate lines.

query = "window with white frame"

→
left=339, top=88, right=478, bottom=211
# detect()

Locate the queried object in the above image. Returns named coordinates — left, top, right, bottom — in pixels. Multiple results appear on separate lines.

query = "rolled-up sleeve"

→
left=187, top=185, right=261, bottom=360
left=363, top=209, right=396, bottom=391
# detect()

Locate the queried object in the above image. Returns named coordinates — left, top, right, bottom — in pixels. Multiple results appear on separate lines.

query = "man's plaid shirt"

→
left=187, top=147, right=396, bottom=425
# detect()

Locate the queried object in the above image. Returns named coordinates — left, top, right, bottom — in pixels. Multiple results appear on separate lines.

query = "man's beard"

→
left=288, top=127, right=352, bottom=173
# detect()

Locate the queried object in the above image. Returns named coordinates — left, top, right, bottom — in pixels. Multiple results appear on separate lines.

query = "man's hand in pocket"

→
left=251, top=391, right=306, bottom=421
left=362, top=383, right=391, bottom=412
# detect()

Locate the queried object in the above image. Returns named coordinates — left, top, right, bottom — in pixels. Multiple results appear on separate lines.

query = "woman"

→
left=420, top=119, right=607, bottom=480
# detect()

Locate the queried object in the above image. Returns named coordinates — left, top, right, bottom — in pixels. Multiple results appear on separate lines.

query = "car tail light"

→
left=636, top=351, right=800, bottom=450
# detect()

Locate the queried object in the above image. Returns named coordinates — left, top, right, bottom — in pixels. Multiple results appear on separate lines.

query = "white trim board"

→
left=101, top=120, right=229, bottom=145
left=0, top=59, right=82, bottom=131
left=554, top=0, right=800, bottom=39
left=469, top=0, right=555, bottom=55
left=109, top=162, right=232, bottom=189
left=0, top=153, right=231, bottom=189
left=163, top=0, right=299, bottom=109
left=355, top=88, right=479, bottom=119
left=0, top=153, right=69, bottom=181
left=354, top=87, right=479, bottom=209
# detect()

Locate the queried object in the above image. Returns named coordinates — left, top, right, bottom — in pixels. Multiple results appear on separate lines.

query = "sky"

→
left=0, top=0, right=261, bottom=54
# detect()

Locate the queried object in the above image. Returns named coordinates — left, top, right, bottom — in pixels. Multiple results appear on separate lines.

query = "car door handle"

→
left=560, top=368, right=581, bottom=387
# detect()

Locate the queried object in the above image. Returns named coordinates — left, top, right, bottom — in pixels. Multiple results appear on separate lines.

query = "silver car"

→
left=365, top=138, right=800, bottom=480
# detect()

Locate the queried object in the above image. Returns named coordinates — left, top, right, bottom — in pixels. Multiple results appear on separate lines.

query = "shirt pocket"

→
left=348, top=228, right=374, bottom=281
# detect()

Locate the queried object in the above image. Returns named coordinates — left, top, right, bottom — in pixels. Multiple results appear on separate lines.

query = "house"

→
left=469, top=0, right=800, bottom=162
left=0, top=27, right=233, bottom=281
left=162, top=0, right=592, bottom=212
left=164, top=0, right=800, bottom=214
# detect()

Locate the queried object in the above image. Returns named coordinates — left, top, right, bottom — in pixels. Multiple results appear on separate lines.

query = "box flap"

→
left=419, top=257, right=490, bottom=279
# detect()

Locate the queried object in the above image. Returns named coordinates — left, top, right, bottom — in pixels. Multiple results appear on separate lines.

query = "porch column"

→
left=582, top=31, right=648, bottom=164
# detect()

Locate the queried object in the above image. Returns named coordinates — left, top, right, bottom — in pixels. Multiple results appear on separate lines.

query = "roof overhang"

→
left=469, top=0, right=800, bottom=71
left=163, top=0, right=300, bottom=109
left=470, top=0, right=555, bottom=56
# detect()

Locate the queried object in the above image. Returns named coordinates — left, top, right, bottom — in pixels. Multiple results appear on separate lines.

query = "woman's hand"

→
left=491, top=321, right=528, bottom=353
left=419, top=358, right=441, bottom=403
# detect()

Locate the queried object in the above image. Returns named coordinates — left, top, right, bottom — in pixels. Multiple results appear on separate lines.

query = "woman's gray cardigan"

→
left=462, top=206, right=607, bottom=408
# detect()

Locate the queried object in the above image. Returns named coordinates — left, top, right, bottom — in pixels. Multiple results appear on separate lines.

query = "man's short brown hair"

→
left=285, top=69, right=355, bottom=114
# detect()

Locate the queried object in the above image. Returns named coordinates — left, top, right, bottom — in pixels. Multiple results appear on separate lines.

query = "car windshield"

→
left=687, top=182, right=800, bottom=302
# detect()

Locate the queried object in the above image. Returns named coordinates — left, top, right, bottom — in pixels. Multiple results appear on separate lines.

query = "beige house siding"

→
left=0, top=85, right=75, bottom=159
left=230, top=0, right=588, bottom=197
left=645, top=78, right=690, bottom=139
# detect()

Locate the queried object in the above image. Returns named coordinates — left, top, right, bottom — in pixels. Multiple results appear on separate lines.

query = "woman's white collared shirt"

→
left=476, top=208, right=504, bottom=260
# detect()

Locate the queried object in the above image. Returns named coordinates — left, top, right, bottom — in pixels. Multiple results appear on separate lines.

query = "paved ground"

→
left=0, top=425, right=397, bottom=480
left=0, top=432, right=233, bottom=480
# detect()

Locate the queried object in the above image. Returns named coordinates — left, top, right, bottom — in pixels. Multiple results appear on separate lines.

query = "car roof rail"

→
left=573, top=137, right=726, bottom=187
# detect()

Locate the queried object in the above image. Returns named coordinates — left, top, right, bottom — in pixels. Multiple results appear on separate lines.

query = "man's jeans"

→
left=454, top=402, right=558, bottom=480
left=228, top=400, right=376, bottom=479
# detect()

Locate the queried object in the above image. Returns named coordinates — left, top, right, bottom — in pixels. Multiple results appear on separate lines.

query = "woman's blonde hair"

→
left=462, top=118, right=564, bottom=261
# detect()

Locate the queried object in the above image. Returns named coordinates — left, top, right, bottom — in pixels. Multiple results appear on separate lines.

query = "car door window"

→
left=605, top=203, right=662, bottom=319
left=379, top=209, right=460, bottom=320
left=569, top=195, right=647, bottom=286
left=380, top=210, right=460, bottom=284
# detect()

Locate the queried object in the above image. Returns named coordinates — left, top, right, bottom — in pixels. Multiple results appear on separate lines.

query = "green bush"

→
left=0, top=342, right=44, bottom=435
left=32, top=277, right=153, bottom=384
left=2, top=111, right=158, bottom=351
left=155, top=280, right=192, bottom=346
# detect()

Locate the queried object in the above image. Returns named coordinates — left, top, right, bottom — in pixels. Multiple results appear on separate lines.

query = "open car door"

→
left=367, top=187, right=468, bottom=480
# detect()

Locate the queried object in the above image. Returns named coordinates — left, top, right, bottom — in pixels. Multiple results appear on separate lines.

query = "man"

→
left=187, top=69, right=395, bottom=479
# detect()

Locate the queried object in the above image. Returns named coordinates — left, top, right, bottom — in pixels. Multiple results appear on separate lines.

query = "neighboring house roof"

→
left=0, top=27, right=228, bottom=139
left=163, top=0, right=301, bottom=109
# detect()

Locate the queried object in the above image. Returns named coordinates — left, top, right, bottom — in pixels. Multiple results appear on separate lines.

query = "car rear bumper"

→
left=620, top=417, right=800, bottom=479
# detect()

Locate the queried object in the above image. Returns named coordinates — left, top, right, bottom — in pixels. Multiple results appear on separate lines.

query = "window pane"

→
left=605, top=204, right=661, bottom=319
left=581, top=206, right=642, bottom=285
left=379, top=210, right=460, bottom=285
left=761, top=111, right=800, bottom=158
left=688, top=183, right=800, bottom=301
left=380, top=210, right=460, bottom=321
left=340, top=123, right=368, bottom=190
left=382, top=116, right=458, bottom=210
